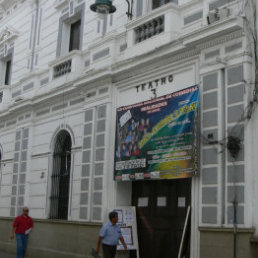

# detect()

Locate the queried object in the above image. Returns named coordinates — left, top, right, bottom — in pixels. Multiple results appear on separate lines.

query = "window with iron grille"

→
left=49, top=130, right=72, bottom=220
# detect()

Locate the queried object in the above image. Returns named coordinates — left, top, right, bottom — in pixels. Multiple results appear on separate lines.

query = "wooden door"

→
left=132, top=179, right=191, bottom=258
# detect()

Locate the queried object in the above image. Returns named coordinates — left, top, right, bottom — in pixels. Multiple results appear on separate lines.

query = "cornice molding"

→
left=88, top=31, right=119, bottom=50
left=183, top=16, right=243, bottom=47
left=54, top=0, right=69, bottom=9
left=31, top=152, right=51, bottom=158
left=12, top=68, right=49, bottom=86
left=48, top=50, right=83, bottom=67
left=196, top=30, right=243, bottom=50
left=111, top=41, right=199, bottom=78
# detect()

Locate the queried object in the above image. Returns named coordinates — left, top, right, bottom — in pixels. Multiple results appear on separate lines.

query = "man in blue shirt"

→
left=96, top=211, right=127, bottom=258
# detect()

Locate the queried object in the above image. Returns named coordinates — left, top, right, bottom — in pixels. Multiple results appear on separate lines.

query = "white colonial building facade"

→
left=0, top=0, right=257, bottom=257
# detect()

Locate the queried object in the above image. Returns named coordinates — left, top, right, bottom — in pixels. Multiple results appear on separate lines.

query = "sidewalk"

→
left=0, top=251, right=15, bottom=258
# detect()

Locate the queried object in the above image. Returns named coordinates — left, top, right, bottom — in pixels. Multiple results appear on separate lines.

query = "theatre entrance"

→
left=132, top=178, right=191, bottom=258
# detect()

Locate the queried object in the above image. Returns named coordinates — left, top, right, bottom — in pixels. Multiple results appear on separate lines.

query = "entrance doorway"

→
left=132, top=179, right=191, bottom=258
left=50, top=130, right=72, bottom=220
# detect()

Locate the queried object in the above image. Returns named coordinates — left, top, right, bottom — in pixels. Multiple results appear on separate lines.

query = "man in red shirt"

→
left=10, top=207, right=34, bottom=258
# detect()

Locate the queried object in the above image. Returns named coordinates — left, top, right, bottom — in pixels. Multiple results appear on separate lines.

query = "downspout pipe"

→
left=227, top=136, right=241, bottom=258
left=30, top=0, right=39, bottom=71
left=233, top=199, right=237, bottom=258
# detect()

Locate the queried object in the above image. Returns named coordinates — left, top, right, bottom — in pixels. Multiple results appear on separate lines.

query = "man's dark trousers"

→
left=102, top=243, right=117, bottom=258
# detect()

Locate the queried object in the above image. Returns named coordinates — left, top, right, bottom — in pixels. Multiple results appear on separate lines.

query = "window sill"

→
left=49, top=50, right=83, bottom=67
left=199, top=226, right=255, bottom=233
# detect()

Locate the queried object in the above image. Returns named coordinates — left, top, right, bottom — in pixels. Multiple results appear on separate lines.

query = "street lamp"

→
left=90, top=0, right=133, bottom=20
left=90, top=0, right=116, bottom=15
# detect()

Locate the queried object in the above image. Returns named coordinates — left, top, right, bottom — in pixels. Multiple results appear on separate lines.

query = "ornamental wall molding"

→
left=0, top=26, right=19, bottom=47
left=0, top=0, right=17, bottom=10
left=0, top=0, right=26, bottom=20
left=112, top=43, right=200, bottom=79
left=54, top=0, right=84, bottom=11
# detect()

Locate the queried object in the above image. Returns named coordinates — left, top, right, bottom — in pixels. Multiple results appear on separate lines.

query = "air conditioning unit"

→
left=207, top=7, right=230, bottom=25
left=219, top=7, right=230, bottom=20
left=207, top=9, right=220, bottom=24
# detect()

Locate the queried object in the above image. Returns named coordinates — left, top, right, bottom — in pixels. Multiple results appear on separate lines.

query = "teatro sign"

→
left=135, top=74, right=174, bottom=96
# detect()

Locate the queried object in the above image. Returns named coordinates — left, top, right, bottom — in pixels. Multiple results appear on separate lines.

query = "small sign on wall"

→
left=138, top=197, right=148, bottom=207
left=178, top=197, right=186, bottom=207
left=157, top=196, right=167, bottom=207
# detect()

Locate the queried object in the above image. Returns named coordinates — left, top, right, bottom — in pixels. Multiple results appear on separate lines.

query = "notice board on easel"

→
left=113, top=206, right=139, bottom=252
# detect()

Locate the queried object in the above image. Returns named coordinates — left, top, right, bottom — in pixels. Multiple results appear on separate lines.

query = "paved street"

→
left=0, top=251, right=15, bottom=258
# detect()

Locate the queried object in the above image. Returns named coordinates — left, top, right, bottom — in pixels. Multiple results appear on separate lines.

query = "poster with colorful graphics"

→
left=114, top=85, right=199, bottom=181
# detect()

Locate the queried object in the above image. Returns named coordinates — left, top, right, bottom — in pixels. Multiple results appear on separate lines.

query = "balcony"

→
left=49, top=50, right=84, bottom=88
left=112, top=0, right=243, bottom=63
left=118, top=3, right=180, bottom=60
left=53, top=59, right=72, bottom=79
left=134, top=15, right=165, bottom=43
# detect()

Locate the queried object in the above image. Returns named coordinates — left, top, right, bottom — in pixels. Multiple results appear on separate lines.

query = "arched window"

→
left=49, top=130, right=72, bottom=220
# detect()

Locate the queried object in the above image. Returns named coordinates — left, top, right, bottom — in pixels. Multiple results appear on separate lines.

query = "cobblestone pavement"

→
left=0, top=251, right=16, bottom=258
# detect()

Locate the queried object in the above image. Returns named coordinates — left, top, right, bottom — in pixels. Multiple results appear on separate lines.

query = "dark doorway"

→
left=132, top=179, right=191, bottom=258
left=50, top=130, right=72, bottom=220
left=69, top=19, right=81, bottom=51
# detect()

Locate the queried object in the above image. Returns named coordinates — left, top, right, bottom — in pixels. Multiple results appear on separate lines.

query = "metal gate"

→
left=49, top=130, right=71, bottom=219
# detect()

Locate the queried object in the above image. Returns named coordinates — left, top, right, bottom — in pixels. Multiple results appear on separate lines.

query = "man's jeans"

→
left=16, top=233, right=28, bottom=258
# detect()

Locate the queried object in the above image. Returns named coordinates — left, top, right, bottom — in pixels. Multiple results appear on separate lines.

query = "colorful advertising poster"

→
left=114, top=85, right=199, bottom=181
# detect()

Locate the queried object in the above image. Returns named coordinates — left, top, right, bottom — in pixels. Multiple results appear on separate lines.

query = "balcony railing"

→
left=53, top=59, right=72, bottom=79
left=134, top=15, right=164, bottom=43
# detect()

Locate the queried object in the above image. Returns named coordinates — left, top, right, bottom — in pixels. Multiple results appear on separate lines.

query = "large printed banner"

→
left=114, top=85, right=199, bottom=181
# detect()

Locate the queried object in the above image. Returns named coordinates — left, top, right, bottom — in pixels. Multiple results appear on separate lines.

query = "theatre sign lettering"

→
left=135, top=74, right=174, bottom=97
